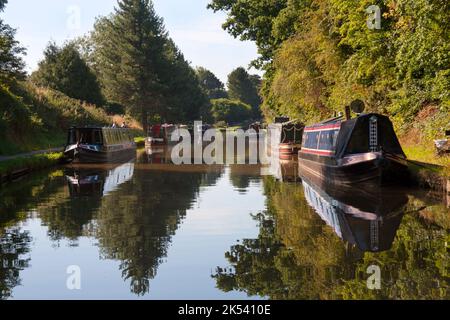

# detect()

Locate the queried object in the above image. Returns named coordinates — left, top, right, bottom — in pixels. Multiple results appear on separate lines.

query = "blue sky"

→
left=2, top=0, right=261, bottom=84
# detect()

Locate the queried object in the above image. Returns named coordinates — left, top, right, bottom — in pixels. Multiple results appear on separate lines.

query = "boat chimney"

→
left=345, top=106, right=352, bottom=120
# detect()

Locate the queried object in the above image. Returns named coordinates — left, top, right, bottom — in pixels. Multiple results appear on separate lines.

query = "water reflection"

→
left=214, top=157, right=449, bottom=299
left=0, top=140, right=448, bottom=299
left=93, top=157, right=223, bottom=295
left=301, top=177, right=406, bottom=252
left=0, top=227, right=31, bottom=299
left=66, top=161, right=135, bottom=198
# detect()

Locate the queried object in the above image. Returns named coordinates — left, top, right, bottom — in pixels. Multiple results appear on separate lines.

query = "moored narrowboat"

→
left=64, top=127, right=136, bottom=163
left=145, top=123, right=188, bottom=147
left=146, top=124, right=179, bottom=147
left=298, top=110, right=409, bottom=186
left=267, top=117, right=304, bottom=158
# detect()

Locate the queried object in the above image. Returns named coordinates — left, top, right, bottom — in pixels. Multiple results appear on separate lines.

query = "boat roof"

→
left=70, top=126, right=131, bottom=130
left=269, top=119, right=304, bottom=127
left=304, top=113, right=388, bottom=130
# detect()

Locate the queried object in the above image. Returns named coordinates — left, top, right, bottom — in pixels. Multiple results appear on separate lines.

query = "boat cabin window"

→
left=303, top=127, right=340, bottom=152
left=68, top=129, right=104, bottom=145
left=303, top=131, right=320, bottom=149
left=318, top=130, right=339, bottom=151
left=93, top=130, right=103, bottom=144
left=79, top=130, right=102, bottom=145
left=102, top=128, right=132, bottom=145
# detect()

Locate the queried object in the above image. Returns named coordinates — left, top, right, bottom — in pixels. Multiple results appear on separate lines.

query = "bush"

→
left=210, top=98, right=252, bottom=125
left=0, top=82, right=112, bottom=155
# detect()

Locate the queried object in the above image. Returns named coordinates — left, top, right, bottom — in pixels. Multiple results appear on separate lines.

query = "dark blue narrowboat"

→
left=298, top=112, right=409, bottom=186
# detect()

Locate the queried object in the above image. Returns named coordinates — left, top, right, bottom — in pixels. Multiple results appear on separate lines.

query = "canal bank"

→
left=1, top=134, right=449, bottom=196
left=0, top=150, right=64, bottom=184
left=407, top=160, right=450, bottom=195
left=0, top=137, right=146, bottom=184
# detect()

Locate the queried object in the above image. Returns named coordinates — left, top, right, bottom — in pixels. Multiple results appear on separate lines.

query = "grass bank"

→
left=0, top=82, right=111, bottom=155
left=134, top=137, right=146, bottom=147
left=402, top=142, right=450, bottom=192
left=1, top=81, right=145, bottom=156
left=0, top=152, right=63, bottom=184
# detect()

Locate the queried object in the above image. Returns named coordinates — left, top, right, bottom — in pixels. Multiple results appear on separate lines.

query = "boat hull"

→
left=66, top=146, right=136, bottom=163
left=145, top=137, right=165, bottom=147
left=298, top=151, right=409, bottom=186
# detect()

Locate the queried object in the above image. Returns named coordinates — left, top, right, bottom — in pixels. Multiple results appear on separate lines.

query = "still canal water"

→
left=0, top=146, right=448, bottom=299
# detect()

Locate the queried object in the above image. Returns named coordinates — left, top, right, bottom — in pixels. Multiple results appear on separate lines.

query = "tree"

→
left=158, top=40, right=208, bottom=122
left=210, top=98, right=252, bottom=125
left=207, top=0, right=306, bottom=69
left=196, top=67, right=228, bottom=100
left=31, top=42, right=104, bottom=106
left=227, top=67, right=262, bottom=118
left=0, top=0, right=26, bottom=85
left=211, top=0, right=449, bottom=146
left=90, top=0, right=168, bottom=133
left=91, top=0, right=205, bottom=130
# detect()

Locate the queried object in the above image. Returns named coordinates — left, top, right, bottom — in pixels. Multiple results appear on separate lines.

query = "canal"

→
left=0, top=146, right=448, bottom=300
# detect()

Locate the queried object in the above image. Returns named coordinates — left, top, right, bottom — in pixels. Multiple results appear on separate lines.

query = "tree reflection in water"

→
left=0, top=228, right=31, bottom=299
left=214, top=176, right=449, bottom=300
left=88, top=159, right=223, bottom=295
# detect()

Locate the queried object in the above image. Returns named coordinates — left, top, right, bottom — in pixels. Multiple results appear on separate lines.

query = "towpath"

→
left=0, top=147, right=64, bottom=162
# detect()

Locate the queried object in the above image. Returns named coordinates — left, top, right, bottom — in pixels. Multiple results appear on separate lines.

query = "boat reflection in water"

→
left=300, top=173, right=407, bottom=252
left=65, top=161, right=135, bottom=197
left=144, top=145, right=173, bottom=164
left=262, top=153, right=300, bottom=183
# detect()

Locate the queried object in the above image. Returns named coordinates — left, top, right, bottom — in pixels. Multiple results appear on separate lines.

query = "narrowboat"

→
left=298, top=111, right=409, bottom=186
left=267, top=117, right=304, bottom=158
left=64, top=127, right=136, bottom=163
left=146, top=124, right=179, bottom=147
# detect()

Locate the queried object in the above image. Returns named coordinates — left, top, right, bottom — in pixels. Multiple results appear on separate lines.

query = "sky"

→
left=2, top=0, right=262, bottom=84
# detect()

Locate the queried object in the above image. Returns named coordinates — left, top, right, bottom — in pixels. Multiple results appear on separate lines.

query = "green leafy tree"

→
left=158, top=40, right=208, bottom=122
left=90, top=0, right=168, bottom=132
left=91, top=0, right=205, bottom=130
left=31, top=42, right=105, bottom=106
left=0, top=0, right=26, bottom=85
left=207, top=0, right=303, bottom=69
left=196, top=67, right=228, bottom=100
left=210, top=98, right=252, bottom=124
left=227, top=67, right=262, bottom=118
left=211, top=0, right=450, bottom=143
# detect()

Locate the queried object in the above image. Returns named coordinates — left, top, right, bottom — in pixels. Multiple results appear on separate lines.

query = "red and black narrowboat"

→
left=64, top=127, right=136, bottom=163
left=298, top=113, right=409, bottom=186
left=146, top=124, right=179, bottom=147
